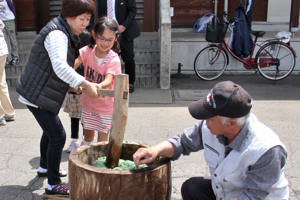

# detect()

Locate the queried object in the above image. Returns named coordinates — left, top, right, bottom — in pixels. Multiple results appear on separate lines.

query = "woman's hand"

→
left=74, top=87, right=82, bottom=94
left=80, top=80, right=98, bottom=98
left=68, top=86, right=81, bottom=94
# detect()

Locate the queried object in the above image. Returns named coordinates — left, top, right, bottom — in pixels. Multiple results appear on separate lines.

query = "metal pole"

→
left=289, top=0, right=300, bottom=33
left=224, top=0, right=228, bottom=14
left=214, top=0, right=218, bottom=24
left=178, top=63, right=182, bottom=74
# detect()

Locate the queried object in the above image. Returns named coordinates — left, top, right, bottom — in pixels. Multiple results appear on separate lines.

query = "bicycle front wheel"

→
left=256, top=42, right=295, bottom=81
left=194, top=46, right=227, bottom=81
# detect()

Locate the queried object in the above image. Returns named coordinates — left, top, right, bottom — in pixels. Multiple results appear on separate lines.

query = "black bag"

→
left=205, top=23, right=228, bottom=43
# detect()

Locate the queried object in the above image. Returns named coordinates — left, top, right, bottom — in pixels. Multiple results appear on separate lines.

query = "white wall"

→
left=267, top=0, right=292, bottom=22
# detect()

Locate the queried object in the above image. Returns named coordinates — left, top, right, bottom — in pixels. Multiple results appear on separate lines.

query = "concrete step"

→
left=16, top=50, right=160, bottom=66
left=134, top=39, right=159, bottom=50
left=134, top=32, right=160, bottom=87
left=5, top=64, right=25, bottom=77
left=6, top=67, right=161, bottom=88
left=135, top=51, right=159, bottom=62
left=16, top=32, right=35, bottom=65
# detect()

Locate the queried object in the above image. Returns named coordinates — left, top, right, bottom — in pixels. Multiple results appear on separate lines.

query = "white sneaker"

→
left=81, top=139, right=92, bottom=146
left=67, top=140, right=80, bottom=153
left=0, top=116, right=6, bottom=126
left=5, top=114, right=15, bottom=121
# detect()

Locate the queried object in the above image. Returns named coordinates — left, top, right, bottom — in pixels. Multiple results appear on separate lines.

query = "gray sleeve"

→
left=237, top=145, right=287, bottom=199
left=167, top=120, right=204, bottom=160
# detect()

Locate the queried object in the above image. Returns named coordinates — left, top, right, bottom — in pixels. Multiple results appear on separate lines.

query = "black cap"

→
left=188, top=81, right=252, bottom=119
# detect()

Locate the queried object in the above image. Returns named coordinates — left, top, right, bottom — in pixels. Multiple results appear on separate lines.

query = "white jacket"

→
left=202, top=114, right=289, bottom=199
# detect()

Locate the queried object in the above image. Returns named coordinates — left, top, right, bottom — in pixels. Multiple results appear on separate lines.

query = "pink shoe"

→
left=67, top=140, right=80, bottom=153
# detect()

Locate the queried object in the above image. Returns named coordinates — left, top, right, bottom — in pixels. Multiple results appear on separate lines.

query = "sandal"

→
left=37, top=169, right=67, bottom=177
left=45, top=183, right=69, bottom=195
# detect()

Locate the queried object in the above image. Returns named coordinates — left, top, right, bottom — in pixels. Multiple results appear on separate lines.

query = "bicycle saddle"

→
left=250, top=31, right=266, bottom=38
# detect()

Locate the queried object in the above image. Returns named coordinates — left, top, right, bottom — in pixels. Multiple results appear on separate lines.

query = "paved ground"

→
left=1, top=74, right=300, bottom=199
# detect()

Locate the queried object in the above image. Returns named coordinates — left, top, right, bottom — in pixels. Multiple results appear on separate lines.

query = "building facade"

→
left=13, top=0, right=300, bottom=33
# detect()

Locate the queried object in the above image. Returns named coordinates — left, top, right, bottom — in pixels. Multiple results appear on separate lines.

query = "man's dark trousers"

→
left=120, top=35, right=135, bottom=84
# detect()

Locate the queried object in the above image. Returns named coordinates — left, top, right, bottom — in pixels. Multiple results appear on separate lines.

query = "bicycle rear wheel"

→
left=256, top=42, right=295, bottom=81
left=194, top=46, right=227, bottom=81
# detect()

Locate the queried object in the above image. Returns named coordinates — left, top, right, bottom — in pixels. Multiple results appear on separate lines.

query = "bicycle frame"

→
left=208, top=34, right=296, bottom=71
left=194, top=11, right=297, bottom=81
left=209, top=38, right=264, bottom=70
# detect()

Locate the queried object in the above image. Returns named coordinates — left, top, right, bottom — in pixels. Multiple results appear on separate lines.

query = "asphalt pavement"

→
left=1, top=74, right=300, bottom=200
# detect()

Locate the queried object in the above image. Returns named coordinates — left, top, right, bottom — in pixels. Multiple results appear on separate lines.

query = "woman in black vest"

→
left=16, top=0, right=97, bottom=195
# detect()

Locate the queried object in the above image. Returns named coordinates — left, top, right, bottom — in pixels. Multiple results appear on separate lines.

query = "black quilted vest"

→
left=16, top=15, right=78, bottom=115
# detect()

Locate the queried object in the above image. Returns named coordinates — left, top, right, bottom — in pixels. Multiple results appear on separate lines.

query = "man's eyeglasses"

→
left=96, top=35, right=115, bottom=43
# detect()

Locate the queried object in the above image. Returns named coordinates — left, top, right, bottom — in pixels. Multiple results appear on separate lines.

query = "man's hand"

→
left=133, top=141, right=175, bottom=165
left=118, top=25, right=126, bottom=34
left=133, top=147, right=159, bottom=166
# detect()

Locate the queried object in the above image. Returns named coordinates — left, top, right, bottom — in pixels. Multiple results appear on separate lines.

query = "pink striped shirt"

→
left=80, top=46, right=121, bottom=115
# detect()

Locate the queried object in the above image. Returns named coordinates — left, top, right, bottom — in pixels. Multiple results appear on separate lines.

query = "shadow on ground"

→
left=0, top=177, right=44, bottom=200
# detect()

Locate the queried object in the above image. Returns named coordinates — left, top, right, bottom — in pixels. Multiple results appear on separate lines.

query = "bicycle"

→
left=194, top=12, right=297, bottom=81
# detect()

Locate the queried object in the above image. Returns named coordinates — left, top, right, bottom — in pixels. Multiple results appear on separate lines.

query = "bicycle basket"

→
left=193, top=13, right=219, bottom=33
left=205, top=23, right=228, bottom=43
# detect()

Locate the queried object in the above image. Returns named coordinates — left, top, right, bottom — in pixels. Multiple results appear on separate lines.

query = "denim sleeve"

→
left=167, top=120, right=204, bottom=160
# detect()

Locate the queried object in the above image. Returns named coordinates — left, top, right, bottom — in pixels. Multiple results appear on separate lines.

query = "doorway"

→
left=136, top=0, right=159, bottom=32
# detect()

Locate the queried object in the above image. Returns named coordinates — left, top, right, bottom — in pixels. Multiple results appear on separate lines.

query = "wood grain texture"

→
left=105, top=74, right=129, bottom=169
left=69, top=142, right=171, bottom=200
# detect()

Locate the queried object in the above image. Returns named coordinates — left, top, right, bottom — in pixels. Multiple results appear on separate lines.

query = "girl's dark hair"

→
left=61, top=0, right=95, bottom=18
left=88, top=17, right=120, bottom=53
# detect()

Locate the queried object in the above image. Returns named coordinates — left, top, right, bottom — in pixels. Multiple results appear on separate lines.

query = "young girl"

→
left=74, top=17, right=121, bottom=144
left=64, top=30, right=91, bottom=152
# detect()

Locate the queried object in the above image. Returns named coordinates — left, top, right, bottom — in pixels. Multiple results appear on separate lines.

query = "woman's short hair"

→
left=61, top=0, right=95, bottom=18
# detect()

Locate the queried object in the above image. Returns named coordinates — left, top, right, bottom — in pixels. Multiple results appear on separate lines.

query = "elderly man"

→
left=133, top=81, right=289, bottom=200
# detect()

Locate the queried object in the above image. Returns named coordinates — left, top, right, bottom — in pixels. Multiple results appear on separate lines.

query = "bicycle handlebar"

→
left=223, top=11, right=245, bottom=24
left=229, top=17, right=245, bottom=23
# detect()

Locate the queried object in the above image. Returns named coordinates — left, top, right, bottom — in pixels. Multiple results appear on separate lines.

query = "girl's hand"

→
left=96, top=84, right=102, bottom=90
